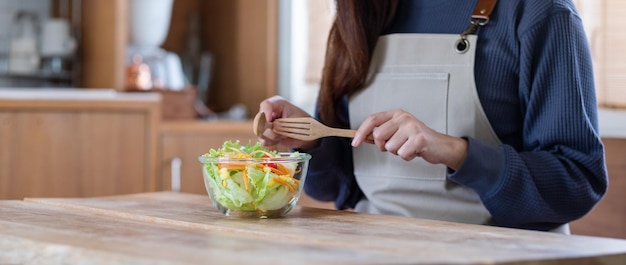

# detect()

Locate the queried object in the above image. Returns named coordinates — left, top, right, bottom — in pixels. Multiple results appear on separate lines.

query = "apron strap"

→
left=456, top=0, right=499, bottom=53
left=471, top=0, right=498, bottom=24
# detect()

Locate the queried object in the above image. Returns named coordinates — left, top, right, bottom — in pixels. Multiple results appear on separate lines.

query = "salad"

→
left=200, top=141, right=307, bottom=213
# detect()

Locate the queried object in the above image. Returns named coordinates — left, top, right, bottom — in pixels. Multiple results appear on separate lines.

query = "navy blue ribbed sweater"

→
left=303, top=0, right=608, bottom=231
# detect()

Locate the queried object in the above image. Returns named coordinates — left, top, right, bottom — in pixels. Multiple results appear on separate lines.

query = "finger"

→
left=372, top=116, right=400, bottom=142
left=258, top=135, right=278, bottom=147
left=260, top=126, right=312, bottom=151
left=258, top=137, right=278, bottom=149
left=371, top=115, right=402, bottom=151
left=353, top=111, right=394, bottom=147
left=384, top=133, right=408, bottom=156
left=259, top=95, right=286, bottom=122
left=396, top=139, right=420, bottom=161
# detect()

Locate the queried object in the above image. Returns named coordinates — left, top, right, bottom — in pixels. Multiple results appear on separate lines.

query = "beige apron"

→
left=348, top=33, right=570, bottom=233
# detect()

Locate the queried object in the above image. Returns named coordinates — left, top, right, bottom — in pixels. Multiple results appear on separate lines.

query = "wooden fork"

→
left=273, top=117, right=367, bottom=141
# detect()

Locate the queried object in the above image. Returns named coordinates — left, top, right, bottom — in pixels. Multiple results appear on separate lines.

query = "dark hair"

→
left=317, top=0, right=398, bottom=127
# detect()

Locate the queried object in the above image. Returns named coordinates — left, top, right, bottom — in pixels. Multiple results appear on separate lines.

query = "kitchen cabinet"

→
left=0, top=90, right=161, bottom=199
left=159, top=121, right=258, bottom=195
left=80, top=0, right=278, bottom=118
left=159, top=120, right=335, bottom=209
left=162, top=0, right=278, bottom=116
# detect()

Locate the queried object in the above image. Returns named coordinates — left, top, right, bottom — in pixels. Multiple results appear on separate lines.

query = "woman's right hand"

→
left=258, top=95, right=319, bottom=150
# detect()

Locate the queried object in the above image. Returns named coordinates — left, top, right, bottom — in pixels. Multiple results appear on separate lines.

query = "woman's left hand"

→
left=352, top=109, right=469, bottom=170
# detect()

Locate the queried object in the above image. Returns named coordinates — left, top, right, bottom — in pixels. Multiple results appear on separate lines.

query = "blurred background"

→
left=0, top=0, right=624, bottom=239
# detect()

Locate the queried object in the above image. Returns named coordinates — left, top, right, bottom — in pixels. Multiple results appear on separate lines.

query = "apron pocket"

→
left=351, top=72, right=449, bottom=181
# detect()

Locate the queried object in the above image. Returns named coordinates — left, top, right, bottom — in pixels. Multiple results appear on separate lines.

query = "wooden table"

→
left=1, top=192, right=625, bottom=265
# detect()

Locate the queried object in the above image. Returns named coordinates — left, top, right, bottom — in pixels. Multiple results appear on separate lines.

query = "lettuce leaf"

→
left=201, top=140, right=301, bottom=213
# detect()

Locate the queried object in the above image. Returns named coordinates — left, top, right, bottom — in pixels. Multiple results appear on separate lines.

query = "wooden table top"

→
left=1, top=192, right=625, bottom=265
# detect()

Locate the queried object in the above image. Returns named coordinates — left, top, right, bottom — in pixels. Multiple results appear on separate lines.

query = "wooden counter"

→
left=1, top=192, right=625, bottom=264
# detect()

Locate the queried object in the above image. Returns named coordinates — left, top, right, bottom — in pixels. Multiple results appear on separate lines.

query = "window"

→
left=279, top=0, right=333, bottom=115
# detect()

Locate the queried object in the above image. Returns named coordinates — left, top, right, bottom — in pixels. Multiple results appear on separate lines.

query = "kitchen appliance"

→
left=39, top=18, right=77, bottom=73
left=126, top=0, right=185, bottom=90
left=8, top=11, right=40, bottom=74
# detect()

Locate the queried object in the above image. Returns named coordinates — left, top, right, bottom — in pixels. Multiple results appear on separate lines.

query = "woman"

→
left=257, top=0, right=607, bottom=233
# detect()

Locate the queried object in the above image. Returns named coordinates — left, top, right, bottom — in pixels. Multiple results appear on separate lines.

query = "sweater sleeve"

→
left=302, top=96, right=363, bottom=210
left=448, top=5, right=608, bottom=231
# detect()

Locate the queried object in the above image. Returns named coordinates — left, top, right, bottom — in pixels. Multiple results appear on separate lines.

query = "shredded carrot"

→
left=255, top=164, right=287, bottom=175
left=227, top=147, right=252, bottom=158
left=273, top=167, right=287, bottom=175
left=242, top=168, right=249, bottom=191
left=219, top=163, right=246, bottom=170
left=273, top=177, right=295, bottom=192
left=276, top=163, right=290, bottom=175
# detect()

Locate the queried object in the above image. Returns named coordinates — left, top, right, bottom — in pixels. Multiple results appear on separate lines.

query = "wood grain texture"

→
left=201, top=0, right=278, bottom=115
left=0, top=200, right=424, bottom=265
left=0, top=113, right=12, bottom=197
left=0, top=192, right=621, bottom=265
left=1, top=111, right=146, bottom=198
left=0, top=95, right=160, bottom=199
left=81, top=0, right=127, bottom=90
left=161, top=0, right=279, bottom=115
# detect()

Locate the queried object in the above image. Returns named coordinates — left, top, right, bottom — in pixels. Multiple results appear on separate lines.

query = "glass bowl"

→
left=198, top=152, right=311, bottom=218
